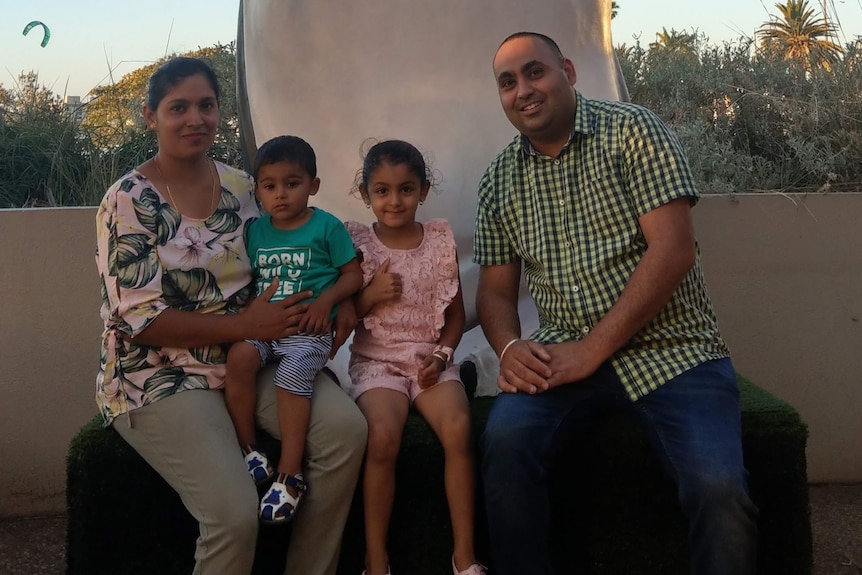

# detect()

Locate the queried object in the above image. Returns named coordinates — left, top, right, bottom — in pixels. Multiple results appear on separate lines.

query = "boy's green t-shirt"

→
left=246, top=207, right=355, bottom=317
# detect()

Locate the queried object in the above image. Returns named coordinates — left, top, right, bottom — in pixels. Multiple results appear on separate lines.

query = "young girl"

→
left=344, top=140, right=486, bottom=575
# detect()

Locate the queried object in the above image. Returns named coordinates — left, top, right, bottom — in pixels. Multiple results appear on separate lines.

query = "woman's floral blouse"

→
left=94, top=161, right=259, bottom=425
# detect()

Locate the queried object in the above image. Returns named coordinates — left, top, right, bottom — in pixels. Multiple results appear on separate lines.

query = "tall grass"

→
left=0, top=76, right=155, bottom=208
left=1, top=39, right=860, bottom=207
left=0, top=45, right=238, bottom=208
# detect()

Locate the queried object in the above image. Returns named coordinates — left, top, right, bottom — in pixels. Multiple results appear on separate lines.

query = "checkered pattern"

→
left=473, top=92, right=730, bottom=400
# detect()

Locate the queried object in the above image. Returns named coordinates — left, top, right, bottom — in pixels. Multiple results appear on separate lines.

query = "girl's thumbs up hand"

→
left=368, top=258, right=402, bottom=304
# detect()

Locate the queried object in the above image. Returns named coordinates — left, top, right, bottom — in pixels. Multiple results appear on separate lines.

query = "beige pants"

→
left=114, top=367, right=367, bottom=575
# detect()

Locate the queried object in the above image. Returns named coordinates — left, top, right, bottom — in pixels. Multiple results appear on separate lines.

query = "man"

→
left=473, top=32, right=758, bottom=575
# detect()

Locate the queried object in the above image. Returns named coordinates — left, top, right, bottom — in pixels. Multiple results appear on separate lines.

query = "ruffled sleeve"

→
left=345, top=221, right=378, bottom=288
left=425, top=219, right=460, bottom=333
left=96, top=173, right=170, bottom=338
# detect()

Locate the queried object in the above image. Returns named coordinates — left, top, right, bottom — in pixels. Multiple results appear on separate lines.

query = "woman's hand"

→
left=330, top=299, right=357, bottom=358
left=240, top=279, right=313, bottom=341
left=418, top=354, right=444, bottom=389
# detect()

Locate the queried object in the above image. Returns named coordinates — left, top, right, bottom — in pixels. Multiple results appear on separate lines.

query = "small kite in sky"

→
left=22, top=20, right=51, bottom=48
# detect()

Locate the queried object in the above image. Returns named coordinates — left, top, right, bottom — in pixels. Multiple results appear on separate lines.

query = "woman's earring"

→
left=419, top=200, right=424, bottom=205
left=364, top=203, right=371, bottom=209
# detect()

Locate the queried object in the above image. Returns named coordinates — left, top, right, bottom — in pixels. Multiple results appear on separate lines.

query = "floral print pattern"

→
left=95, top=161, right=260, bottom=424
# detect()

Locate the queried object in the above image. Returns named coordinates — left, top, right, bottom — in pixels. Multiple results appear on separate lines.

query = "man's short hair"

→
left=498, top=32, right=565, bottom=64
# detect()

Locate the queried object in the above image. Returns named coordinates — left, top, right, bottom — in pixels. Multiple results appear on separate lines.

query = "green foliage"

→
left=649, top=27, right=699, bottom=53
left=759, top=0, right=843, bottom=71
left=2, top=31, right=861, bottom=206
left=0, top=44, right=240, bottom=208
left=84, top=43, right=239, bottom=165
left=0, top=72, right=94, bottom=207
left=618, top=34, right=862, bottom=193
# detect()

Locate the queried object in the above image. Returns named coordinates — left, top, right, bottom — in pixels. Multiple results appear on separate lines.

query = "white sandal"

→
left=259, top=473, right=306, bottom=524
left=243, top=447, right=273, bottom=486
left=452, top=556, right=487, bottom=575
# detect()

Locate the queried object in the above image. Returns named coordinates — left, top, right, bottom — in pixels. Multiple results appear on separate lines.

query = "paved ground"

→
left=1, top=484, right=859, bottom=574
left=810, top=484, right=862, bottom=574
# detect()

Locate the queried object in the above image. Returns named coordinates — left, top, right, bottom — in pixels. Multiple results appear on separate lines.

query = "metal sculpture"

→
left=236, top=0, right=627, bottom=387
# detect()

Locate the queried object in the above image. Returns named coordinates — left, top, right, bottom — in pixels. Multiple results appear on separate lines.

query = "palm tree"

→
left=611, top=1, right=619, bottom=19
left=649, top=27, right=698, bottom=53
left=758, top=0, right=843, bottom=70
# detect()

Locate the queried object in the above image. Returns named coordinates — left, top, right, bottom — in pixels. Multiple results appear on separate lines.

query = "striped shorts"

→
left=247, top=333, right=333, bottom=398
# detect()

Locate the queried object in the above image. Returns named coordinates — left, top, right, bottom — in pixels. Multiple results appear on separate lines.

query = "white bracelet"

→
left=498, top=338, right=521, bottom=362
left=433, top=345, right=454, bottom=365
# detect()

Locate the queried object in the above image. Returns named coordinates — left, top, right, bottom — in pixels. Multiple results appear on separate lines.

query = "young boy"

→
left=225, top=135, right=363, bottom=524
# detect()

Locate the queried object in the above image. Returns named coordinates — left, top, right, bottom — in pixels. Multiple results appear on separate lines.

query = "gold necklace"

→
left=153, top=154, right=218, bottom=215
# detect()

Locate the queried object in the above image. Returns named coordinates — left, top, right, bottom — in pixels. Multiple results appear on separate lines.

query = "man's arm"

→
left=545, top=197, right=696, bottom=387
left=477, top=260, right=552, bottom=394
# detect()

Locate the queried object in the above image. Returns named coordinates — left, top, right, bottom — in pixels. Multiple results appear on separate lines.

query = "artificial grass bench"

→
left=66, top=376, right=811, bottom=575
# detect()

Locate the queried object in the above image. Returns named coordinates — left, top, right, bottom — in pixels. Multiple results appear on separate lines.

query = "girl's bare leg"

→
left=357, top=388, right=410, bottom=575
left=414, top=380, right=479, bottom=571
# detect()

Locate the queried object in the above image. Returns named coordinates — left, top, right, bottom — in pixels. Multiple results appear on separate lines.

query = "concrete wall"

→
left=0, top=209, right=102, bottom=517
left=694, top=194, right=862, bottom=483
left=1, top=195, right=860, bottom=517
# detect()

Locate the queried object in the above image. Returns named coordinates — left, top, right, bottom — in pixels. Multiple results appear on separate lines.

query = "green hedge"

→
left=66, top=376, right=810, bottom=574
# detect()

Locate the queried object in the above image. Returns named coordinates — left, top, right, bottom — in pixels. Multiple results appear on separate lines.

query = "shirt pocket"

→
left=576, top=152, right=639, bottom=244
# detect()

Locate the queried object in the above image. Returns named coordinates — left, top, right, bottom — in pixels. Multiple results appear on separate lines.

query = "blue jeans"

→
left=480, top=358, right=758, bottom=575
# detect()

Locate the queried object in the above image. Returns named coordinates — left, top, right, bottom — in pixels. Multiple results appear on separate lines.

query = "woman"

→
left=94, top=57, right=367, bottom=575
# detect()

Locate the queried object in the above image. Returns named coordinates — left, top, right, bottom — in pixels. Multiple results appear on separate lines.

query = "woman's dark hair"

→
left=357, top=140, right=433, bottom=193
left=253, top=135, right=317, bottom=181
left=146, top=57, right=221, bottom=110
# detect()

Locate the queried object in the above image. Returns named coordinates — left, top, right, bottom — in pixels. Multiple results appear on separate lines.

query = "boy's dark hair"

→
left=146, top=57, right=221, bottom=110
left=359, top=140, right=431, bottom=192
left=498, top=31, right=565, bottom=64
left=253, top=135, right=318, bottom=181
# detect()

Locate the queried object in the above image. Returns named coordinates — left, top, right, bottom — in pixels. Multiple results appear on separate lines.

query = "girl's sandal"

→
left=452, top=556, right=487, bottom=575
left=259, top=473, right=307, bottom=524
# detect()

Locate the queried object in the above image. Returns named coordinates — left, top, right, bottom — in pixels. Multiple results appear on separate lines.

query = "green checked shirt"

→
left=473, top=91, right=730, bottom=400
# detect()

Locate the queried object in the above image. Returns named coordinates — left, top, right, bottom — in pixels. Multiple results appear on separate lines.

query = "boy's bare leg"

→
left=276, top=388, right=310, bottom=485
left=256, top=368, right=368, bottom=575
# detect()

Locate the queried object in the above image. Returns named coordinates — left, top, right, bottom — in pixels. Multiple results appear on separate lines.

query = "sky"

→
left=3, top=0, right=862, bottom=99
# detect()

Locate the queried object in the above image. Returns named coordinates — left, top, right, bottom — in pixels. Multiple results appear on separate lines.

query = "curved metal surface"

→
left=237, top=1, right=627, bottom=384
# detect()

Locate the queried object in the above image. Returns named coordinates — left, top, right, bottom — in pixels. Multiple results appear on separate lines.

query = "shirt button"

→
left=554, top=159, right=561, bottom=166
left=559, top=199, right=565, bottom=206
left=582, top=326, right=591, bottom=334
left=572, top=285, right=579, bottom=292
left=564, top=242, right=571, bottom=248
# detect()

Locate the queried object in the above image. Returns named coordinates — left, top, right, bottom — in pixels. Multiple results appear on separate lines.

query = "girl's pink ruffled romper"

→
left=343, top=219, right=461, bottom=402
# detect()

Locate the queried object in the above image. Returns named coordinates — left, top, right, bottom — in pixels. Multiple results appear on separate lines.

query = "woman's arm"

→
left=330, top=297, right=357, bottom=359
left=130, top=280, right=313, bottom=348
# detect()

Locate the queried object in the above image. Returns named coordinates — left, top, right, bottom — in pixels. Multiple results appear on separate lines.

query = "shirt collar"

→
left=519, top=90, right=595, bottom=156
